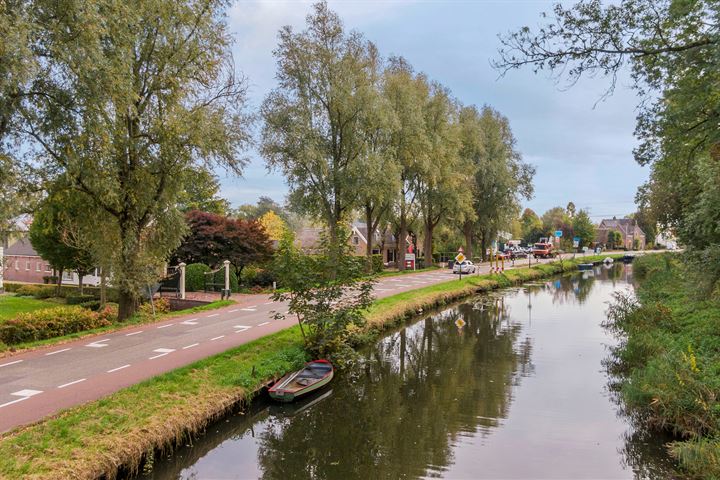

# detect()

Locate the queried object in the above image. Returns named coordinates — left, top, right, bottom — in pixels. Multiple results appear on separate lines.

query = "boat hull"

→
left=269, top=371, right=333, bottom=402
left=268, top=360, right=334, bottom=403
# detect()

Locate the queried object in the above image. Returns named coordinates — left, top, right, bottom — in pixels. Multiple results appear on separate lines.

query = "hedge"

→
left=185, top=263, right=210, bottom=292
left=0, top=305, right=118, bottom=345
left=3, top=282, right=118, bottom=302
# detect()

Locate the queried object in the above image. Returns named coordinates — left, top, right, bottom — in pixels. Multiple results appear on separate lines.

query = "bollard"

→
left=179, top=262, right=186, bottom=300
left=223, top=260, right=231, bottom=300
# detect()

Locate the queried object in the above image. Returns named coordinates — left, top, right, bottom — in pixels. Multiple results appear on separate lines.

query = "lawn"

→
left=0, top=294, right=59, bottom=323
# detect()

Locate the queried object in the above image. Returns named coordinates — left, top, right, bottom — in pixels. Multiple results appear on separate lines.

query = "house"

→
left=2, top=235, right=101, bottom=286
left=596, top=218, right=646, bottom=250
left=294, top=224, right=400, bottom=265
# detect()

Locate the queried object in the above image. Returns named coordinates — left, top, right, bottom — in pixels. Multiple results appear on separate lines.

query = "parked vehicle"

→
left=532, top=242, right=554, bottom=258
left=453, top=260, right=476, bottom=274
left=268, top=360, right=334, bottom=403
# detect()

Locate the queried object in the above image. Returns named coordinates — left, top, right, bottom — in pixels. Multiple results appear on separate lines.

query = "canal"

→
left=139, top=263, right=678, bottom=479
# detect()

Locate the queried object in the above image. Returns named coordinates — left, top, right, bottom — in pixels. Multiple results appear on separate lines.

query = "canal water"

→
left=139, top=264, right=678, bottom=479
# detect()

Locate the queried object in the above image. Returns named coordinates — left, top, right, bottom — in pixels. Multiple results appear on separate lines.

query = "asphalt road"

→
left=0, top=255, right=573, bottom=432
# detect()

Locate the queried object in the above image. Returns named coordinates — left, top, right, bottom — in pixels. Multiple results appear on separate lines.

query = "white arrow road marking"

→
left=58, top=378, right=86, bottom=389
left=0, top=389, right=43, bottom=409
left=45, top=348, right=71, bottom=356
left=0, top=360, right=23, bottom=368
left=210, top=335, right=225, bottom=341
left=182, top=343, right=199, bottom=350
left=86, top=339, right=110, bottom=348
left=240, top=308, right=257, bottom=312
left=157, top=323, right=174, bottom=329
left=126, top=331, right=143, bottom=336
left=107, top=364, right=131, bottom=373
left=234, top=325, right=251, bottom=333
left=181, top=319, right=199, bottom=325
left=257, top=321, right=270, bottom=327
left=149, top=348, right=175, bottom=360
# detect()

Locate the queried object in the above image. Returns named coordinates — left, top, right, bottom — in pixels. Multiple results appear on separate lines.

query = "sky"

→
left=218, top=0, right=648, bottom=221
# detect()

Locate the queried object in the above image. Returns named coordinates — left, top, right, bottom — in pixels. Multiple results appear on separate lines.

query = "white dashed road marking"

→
left=86, top=339, right=110, bottom=348
left=126, top=331, right=143, bottom=336
left=107, top=364, right=131, bottom=373
left=45, top=348, right=71, bottom=356
left=263, top=302, right=273, bottom=305
left=240, top=307, right=257, bottom=312
left=0, top=389, right=42, bottom=409
left=149, top=348, right=175, bottom=360
left=228, top=309, right=239, bottom=313
left=182, top=343, right=199, bottom=350
left=206, top=313, right=220, bottom=318
left=257, top=321, right=270, bottom=327
left=210, top=335, right=225, bottom=341
left=157, top=323, right=174, bottom=329
left=0, top=360, right=23, bottom=368
left=181, top=319, right=199, bottom=325
left=58, top=379, right=86, bottom=389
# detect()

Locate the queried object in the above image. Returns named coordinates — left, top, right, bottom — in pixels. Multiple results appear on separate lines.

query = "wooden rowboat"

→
left=578, top=263, right=594, bottom=270
left=268, top=360, right=334, bottom=403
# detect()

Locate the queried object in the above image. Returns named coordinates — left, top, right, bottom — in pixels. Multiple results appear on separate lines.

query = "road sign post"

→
left=455, top=250, right=466, bottom=280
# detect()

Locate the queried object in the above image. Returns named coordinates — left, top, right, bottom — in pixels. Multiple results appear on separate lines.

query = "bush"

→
left=240, top=265, right=260, bottom=286
left=79, top=300, right=101, bottom=311
left=66, top=294, right=97, bottom=305
left=42, top=275, right=58, bottom=285
left=371, top=254, right=384, bottom=273
left=185, top=263, right=210, bottom=291
left=253, top=269, right=276, bottom=287
left=138, top=297, right=170, bottom=316
left=0, top=306, right=116, bottom=345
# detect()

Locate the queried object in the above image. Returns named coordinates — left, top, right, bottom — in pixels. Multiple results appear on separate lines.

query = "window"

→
left=45, top=264, right=52, bottom=273
left=352, top=236, right=359, bottom=245
left=25, top=261, right=30, bottom=271
left=36, top=262, right=41, bottom=272
left=62, top=271, right=74, bottom=281
left=14, top=260, right=18, bottom=270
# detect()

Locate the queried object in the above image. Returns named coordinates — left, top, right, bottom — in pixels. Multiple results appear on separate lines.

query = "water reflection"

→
left=139, top=264, right=676, bottom=480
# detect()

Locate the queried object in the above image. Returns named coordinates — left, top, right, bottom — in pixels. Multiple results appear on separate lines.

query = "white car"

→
left=453, top=260, right=476, bottom=274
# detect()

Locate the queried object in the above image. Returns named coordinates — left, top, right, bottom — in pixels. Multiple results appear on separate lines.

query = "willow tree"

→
left=16, top=0, right=250, bottom=319
left=261, top=1, right=379, bottom=252
left=383, top=57, right=430, bottom=269
left=416, top=84, right=473, bottom=264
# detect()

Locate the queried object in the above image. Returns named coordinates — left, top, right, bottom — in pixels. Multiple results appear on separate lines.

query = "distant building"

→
left=2, top=235, right=101, bottom=286
left=596, top=218, right=646, bottom=250
left=294, top=224, right=401, bottom=265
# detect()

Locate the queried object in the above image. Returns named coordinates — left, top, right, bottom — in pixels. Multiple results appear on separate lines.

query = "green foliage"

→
left=520, top=208, right=544, bottom=244
left=571, top=209, right=596, bottom=248
left=185, top=263, right=210, bottom=292
left=271, top=228, right=375, bottom=359
left=66, top=294, right=97, bottom=305
left=0, top=305, right=117, bottom=345
left=604, top=253, right=720, bottom=476
left=176, top=169, right=230, bottom=215
left=607, top=230, right=623, bottom=249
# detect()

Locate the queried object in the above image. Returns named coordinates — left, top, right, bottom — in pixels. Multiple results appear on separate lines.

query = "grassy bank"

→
left=605, top=253, right=720, bottom=478
left=0, top=254, right=620, bottom=479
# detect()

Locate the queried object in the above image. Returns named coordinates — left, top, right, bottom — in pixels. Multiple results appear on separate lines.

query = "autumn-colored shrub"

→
left=0, top=306, right=115, bottom=345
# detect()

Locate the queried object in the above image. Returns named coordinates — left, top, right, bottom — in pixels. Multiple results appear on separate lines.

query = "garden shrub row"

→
left=4, top=282, right=119, bottom=302
left=0, top=304, right=118, bottom=345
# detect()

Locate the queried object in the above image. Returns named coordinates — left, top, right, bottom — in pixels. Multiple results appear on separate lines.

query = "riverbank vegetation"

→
left=605, top=253, right=720, bottom=478
left=0, top=255, right=617, bottom=479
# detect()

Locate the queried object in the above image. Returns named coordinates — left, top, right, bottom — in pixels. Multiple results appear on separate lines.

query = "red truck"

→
left=532, top=241, right=554, bottom=258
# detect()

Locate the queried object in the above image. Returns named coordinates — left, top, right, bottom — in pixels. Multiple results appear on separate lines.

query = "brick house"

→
left=596, top=218, right=646, bottom=250
left=2, top=236, right=52, bottom=283
left=2, top=235, right=101, bottom=286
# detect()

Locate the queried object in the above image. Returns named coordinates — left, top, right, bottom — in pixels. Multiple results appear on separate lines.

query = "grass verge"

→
left=0, top=300, right=235, bottom=356
left=0, top=254, right=621, bottom=479
left=0, top=295, right=59, bottom=323
left=604, top=253, right=720, bottom=478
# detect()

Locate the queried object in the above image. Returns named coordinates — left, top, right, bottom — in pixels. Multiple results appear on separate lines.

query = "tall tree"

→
left=572, top=209, right=596, bottom=248
left=520, top=208, right=544, bottom=244
left=15, top=0, right=250, bottom=319
left=261, top=1, right=379, bottom=254
left=416, top=85, right=472, bottom=264
left=470, top=106, right=534, bottom=259
left=383, top=57, right=430, bottom=269
left=177, top=169, right=230, bottom=216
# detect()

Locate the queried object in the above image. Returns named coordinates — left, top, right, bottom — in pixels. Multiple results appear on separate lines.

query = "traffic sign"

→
left=455, top=253, right=466, bottom=263
left=555, top=230, right=563, bottom=237
left=455, top=318, right=466, bottom=329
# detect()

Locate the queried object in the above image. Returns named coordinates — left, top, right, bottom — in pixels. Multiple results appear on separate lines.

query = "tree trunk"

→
left=56, top=267, right=63, bottom=296
left=463, top=221, right=474, bottom=259
left=78, top=274, right=84, bottom=295
left=364, top=205, right=374, bottom=273
left=480, top=235, right=487, bottom=262
left=398, top=214, right=407, bottom=271
left=100, top=268, right=107, bottom=308
left=423, top=222, right=433, bottom=268
left=118, top=291, right=136, bottom=321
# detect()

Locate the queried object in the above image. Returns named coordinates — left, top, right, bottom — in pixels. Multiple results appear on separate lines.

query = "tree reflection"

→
left=255, top=301, right=533, bottom=479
